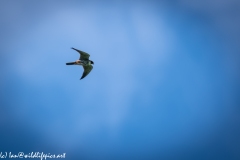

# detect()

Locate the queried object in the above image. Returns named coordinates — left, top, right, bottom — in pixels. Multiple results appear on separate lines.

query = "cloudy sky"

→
left=0, top=0, right=240, bottom=159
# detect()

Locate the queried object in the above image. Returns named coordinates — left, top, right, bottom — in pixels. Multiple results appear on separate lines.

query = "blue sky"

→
left=1, top=0, right=240, bottom=160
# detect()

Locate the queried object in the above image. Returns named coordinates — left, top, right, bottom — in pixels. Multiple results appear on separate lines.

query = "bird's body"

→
left=66, top=60, right=91, bottom=66
left=66, top=48, right=94, bottom=80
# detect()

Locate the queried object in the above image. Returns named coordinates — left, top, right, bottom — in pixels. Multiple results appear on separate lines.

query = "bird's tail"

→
left=66, top=62, right=76, bottom=65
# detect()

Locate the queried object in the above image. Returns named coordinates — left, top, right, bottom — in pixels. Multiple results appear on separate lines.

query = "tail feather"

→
left=66, top=62, right=75, bottom=65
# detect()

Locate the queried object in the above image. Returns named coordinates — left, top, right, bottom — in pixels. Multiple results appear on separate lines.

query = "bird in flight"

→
left=66, top=47, right=94, bottom=80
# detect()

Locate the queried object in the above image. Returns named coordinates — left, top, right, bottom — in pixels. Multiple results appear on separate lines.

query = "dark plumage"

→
left=66, top=48, right=94, bottom=80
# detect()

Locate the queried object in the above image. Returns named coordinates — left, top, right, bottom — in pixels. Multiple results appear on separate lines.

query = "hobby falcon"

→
left=66, top=47, right=94, bottom=80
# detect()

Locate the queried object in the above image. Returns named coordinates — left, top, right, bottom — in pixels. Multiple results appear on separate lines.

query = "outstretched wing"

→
left=71, top=47, right=90, bottom=60
left=81, top=65, right=93, bottom=80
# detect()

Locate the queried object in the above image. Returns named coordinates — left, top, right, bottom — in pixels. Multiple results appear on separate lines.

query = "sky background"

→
left=0, top=0, right=240, bottom=159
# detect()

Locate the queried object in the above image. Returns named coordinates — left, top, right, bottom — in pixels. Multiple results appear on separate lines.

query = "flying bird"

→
left=66, top=47, right=94, bottom=80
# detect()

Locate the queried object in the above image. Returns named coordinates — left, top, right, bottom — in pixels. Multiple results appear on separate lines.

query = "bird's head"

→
left=90, top=60, right=94, bottom=65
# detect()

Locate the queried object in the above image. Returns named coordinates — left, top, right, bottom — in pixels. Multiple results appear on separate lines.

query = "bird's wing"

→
left=80, top=65, right=93, bottom=80
left=71, top=47, right=90, bottom=60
